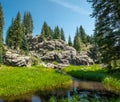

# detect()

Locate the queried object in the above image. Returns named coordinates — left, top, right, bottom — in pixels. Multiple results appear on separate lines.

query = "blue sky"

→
left=0, top=0, right=95, bottom=41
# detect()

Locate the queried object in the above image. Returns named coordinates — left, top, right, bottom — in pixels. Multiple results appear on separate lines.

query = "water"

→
left=0, top=78, right=119, bottom=102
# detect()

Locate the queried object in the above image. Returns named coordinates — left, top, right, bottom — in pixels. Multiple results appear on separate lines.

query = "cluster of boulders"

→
left=4, top=50, right=31, bottom=67
left=4, top=35, right=94, bottom=67
left=28, top=37, right=94, bottom=66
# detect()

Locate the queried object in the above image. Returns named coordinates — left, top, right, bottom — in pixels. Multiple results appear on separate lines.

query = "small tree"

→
left=61, top=28, right=66, bottom=41
left=73, top=27, right=82, bottom=51
left=41, top=21, right=50, bottom=39
left=68, top=35, right=72, bottom=46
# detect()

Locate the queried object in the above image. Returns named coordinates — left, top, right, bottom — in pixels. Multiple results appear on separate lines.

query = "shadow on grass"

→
left=66, top=70, right=106, bottom=82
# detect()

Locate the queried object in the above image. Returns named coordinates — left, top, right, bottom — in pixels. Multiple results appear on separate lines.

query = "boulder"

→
left=4, top=51, right=31, bottom=67
left=42, top=63, right=69, bottom=69
left=28, top=38, right=94, bottom=66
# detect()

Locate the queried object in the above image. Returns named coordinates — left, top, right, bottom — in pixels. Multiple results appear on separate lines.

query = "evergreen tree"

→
left=68, top=35, right=72, bottom=46
left=20, top=24, right=28, bottom=52
left=61, top=28, right=65, bottom=41
left=6, top=12, right=22, bottom=50
left=79, top=25, right=87, bottom=43
left=41, top=21, right=50, bottom=39
left=87, top=0, right=120, bottom=68
left=6, top=18, right=14, bottom=48
left=13, top=12, right=22, bottom=50
left=48, top=26, right=54, bottom=39
left=0, top=3, right=4, bottom=64
left=53, top=26, right=60, bottom=39
left=23, top=12, right=33, bottom=35
left=74, top=27, right=82, bottom=51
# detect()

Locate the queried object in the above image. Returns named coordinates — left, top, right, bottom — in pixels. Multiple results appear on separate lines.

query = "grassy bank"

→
left=63, top=64, right=120, bottom=94
left=0, top=65, right=71, bottom=97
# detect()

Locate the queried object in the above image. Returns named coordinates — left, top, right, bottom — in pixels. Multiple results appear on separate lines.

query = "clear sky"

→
left=0, top=0, right=95, bottom=41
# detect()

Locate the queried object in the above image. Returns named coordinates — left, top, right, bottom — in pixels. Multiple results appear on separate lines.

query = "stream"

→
left=0, top=71, right=119, bottom=102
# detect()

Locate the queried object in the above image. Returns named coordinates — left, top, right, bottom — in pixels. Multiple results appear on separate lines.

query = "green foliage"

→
left=20, top=24, right=29, bottom=52
left=68, top=35, right=72, bottom=46
left=6, top=18, right=14, bottom=48
left=87, top=0, right=120, bottom=68
left=53, top=26, right=61, bottom=39
left=60, top=28, right=65, bottom=41
left=6, top=12, right=30, bottom=52
left=41, top=21, right=51, bottom=39
left=79, top=25, right=87, bottom=44
left=52, top=61, right=58, bottom=65
left=6, top=12, right=23, bottom=50
left=23, top=11, right=33, bottom=35
left=0, top=65, right=71, bottom=96
left=73, top=33, right=82, bottom=51
left=0, top=3, right=4, bottom=64
left=31, top=56, right=40, bottom=66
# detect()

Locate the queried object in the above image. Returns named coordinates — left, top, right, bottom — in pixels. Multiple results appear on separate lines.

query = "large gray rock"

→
left=28, top=37, right=94, bottom=65
left=29, top=39, right=77, bottom=64
left=4, top=51, right=31, bottom=67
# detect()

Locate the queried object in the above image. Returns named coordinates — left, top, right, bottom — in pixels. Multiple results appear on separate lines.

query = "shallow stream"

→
left=0, top=76, right=119, bottom=102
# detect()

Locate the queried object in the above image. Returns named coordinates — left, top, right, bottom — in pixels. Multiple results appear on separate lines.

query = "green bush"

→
left=31, top=56, right=40, bottom=66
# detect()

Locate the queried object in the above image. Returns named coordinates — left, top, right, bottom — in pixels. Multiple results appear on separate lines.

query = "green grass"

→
left=63, top=64, right=120, bottom=94
left=0, top=65, right=72, bottom=97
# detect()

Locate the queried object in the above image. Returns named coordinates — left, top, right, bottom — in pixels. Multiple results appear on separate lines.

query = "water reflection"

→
left=0, top=99, right=4, bottom=102
left=0, top=79, right=119, bottom=102
left=32, top=96, right=41, bottom=102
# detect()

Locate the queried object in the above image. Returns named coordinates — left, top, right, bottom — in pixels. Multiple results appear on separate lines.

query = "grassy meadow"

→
left=0, top=65, right=71, bottom=97
left=63, top=64, right=120, bottom=94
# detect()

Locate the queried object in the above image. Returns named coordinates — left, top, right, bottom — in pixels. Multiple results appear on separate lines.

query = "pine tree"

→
left=41, top=21, right=50, bottom=39
left=61, top=28, right=65, bottom=41
left=0, top=3, right=4, bottom=64
left=87, top=0, right=120, bottom=68
left=79, top=25, right=87, bottom=44
left=20, top=24, right=28, bottom=52
left=6, top=18, right=14, bottom=48
left=23, top=12, right=33, bottom=35
left=68, top=35, right=72, bottom=46
left=73, top=27, right=82, bottom=51
left=13, top=12, right=22, bottom=50
left=53, top=26, right=60, bottom=39
left=48, top=26, right=54, bottom=39
left=6, top=12, right=22, bottom=50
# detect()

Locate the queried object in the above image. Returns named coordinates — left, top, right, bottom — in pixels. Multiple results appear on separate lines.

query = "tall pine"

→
left=6, top=18, right=14, bottom=48
left=6, top=12, right=22, bottom=50
left=88, top=0, right=120, bottom=68
left=23, top=12, right=33, bottom=35
left=0, top=3, right=4, bottom=64
left=20, top=24, right=29, bottom=52
left=41, top=22, right=51, bottom=39
left=61, top=28, right=65, bottom=41
left=53, top=26, right=61, bottom=39
left=79, top=25, right=87, bottom=44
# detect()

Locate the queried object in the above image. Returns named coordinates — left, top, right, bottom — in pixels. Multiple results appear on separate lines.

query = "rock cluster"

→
left=28, top=38, right=94, bottom=66
left=4, top=36, right=94, bottom=67
left=4, top=50, right=31, bottom=67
